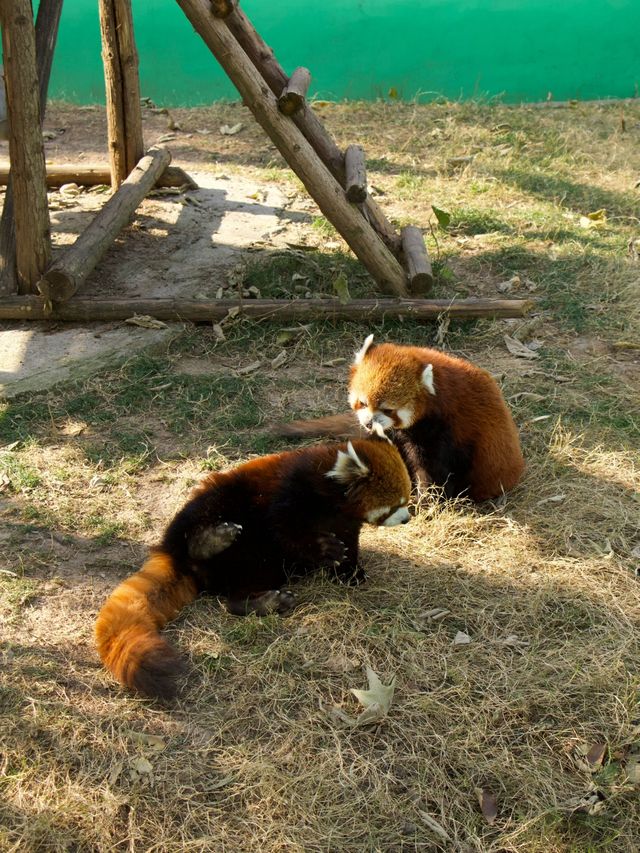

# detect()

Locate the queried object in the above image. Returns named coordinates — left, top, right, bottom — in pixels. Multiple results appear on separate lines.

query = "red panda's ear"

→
left=326, top=441, right=370, bottom=483
left=421, top=363, right=436, bottom=395
left=354, top=334, right=375, bottom=365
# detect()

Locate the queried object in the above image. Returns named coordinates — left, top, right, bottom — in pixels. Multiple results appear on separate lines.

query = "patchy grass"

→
left=2, top=99, right=640, bottom=852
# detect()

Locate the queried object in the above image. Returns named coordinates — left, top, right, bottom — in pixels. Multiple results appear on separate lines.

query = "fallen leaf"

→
left=325, top=653, right=360, bottom=672
left=271, top=350, right=288, bottom=369
left=128, top=755, right=154, bottom=785
left=107, top=759, right=124, bottom=786
left=475, top=787, right=498, bottom=825
left=347, top=667, right=396, bottom=726
left=212, top=323, right=226, bottom=341
left=431, top=205, right=451, bottom=228
left=388, top=87, right=399, bottom=99
left=504, top=335, right=540, bottom=359
left=565, top=783, right=606, bottom=815
left=236, top=361, right=261, bottom=375
left=497, top=274, right=520, bottom=293
left=322, top=357, right=346, bottom=367
left=56, top=420, right=86, bottom=437
left=447, top=155, right=474, bottom=168
left=124, top=314, right=168, bottom=329
left=587, top=208, right=607, bottom=221
left=220, top=122, right=243, bottom=135
left=453, top=630, right=471, bottom=645
left=155, top=133, right=177, bottom=143
left=332, top=271, right=351, bottom=305
left=586, top=743, right=607, bottom=770
left=625, top=753, right=640, bottom=786
left=124, top=730, right=166, bottom=752
left=417, top=810, right=451, bottom=842
left=536, top=493, right=566, bottom=506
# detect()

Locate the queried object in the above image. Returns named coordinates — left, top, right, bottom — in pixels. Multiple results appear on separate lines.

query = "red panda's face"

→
left=326, top=439, right=411, bottom=526
left=348, top=336, right=436, bottom=434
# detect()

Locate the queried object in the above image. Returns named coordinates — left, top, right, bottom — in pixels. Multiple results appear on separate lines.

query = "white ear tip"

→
left=354, top=333, right=375, bottom=365
left=422, top=363, right=436, bottom=395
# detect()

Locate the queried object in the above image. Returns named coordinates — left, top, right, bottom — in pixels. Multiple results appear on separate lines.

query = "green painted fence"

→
left=45, top=1, right=640, bottom=105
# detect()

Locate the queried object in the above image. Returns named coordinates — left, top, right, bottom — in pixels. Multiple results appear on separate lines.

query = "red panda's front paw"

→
left=317, top=532, right=348, bottom=567
left=333, top=565, right=368, bottom=586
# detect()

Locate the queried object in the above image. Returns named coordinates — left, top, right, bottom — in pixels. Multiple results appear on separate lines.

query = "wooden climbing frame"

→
left=0, top=0, right=533, bottom=322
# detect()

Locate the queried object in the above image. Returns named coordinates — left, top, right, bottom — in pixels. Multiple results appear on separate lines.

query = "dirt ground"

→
left=1, top=98, right=639, bottom=852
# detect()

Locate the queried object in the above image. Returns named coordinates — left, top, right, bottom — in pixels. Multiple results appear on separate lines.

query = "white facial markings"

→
left=366, top=506, right=390, bottom=524
left=354, top=333, right=375, bottom=365
left=326, top=442, right=369, bottom=483
left=346, top=441, right=368, bottom=474
left=383, top=506, right=411, bottom=526
left=421, top=363, right=436, bottom=396
left=348, top=390, right=358, bottom=407
left=396, top=406, right=414, bottom=427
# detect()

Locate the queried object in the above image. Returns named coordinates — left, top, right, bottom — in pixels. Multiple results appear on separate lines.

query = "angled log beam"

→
left=210, top=0, right=237, bottom=18
left=175, top=0, right=408, bottom=296
left=37, top=147, right=171, bottom=303
left=0, top=161, right=197, bottom=189
left=0, top=296, right=535, bottom=323
left=224, top=6, right=401, bottom=254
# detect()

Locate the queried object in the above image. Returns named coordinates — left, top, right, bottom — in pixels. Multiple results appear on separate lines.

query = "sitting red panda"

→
left=280, top=336, right=525, bottom=502
left=95, top=438, right=411, bottom=700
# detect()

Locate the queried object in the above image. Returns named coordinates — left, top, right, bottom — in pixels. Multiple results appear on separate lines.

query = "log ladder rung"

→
left=401, top=226, right=433, bottom=295
left=278, top=67, right=311, bottom=116
left=344, top=144, right=367, bottom=203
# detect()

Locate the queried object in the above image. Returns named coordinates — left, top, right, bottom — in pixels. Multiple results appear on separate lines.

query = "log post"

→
left=175, top=0, right=408, bottom=296
left=0, top=162, right=197, bottom=189
left=0, top=0, right=63, bottom=295
left=224, top=6, right=401, bottom=254
left=344, top=145, right=367, bottom=203
left=278, top=67, right=311, bottom=116
left=401, top=226, right=433, bottom=295
left=98, top=0, right=144, bottom=189
left=0, top=0, right=52, bottom=295
left=0, top=296, right=536, bottom=323
left=37, top=147, right=171, bottom=303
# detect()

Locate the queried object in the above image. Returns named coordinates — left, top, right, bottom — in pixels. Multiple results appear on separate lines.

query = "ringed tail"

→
left=276, top=412, right=361, bottom=439
left=95, top=552, right=197, bottom=700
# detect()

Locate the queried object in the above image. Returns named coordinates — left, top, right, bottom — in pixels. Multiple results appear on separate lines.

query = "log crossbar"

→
left=0, top=296, right=535, bottom=323
left=278, top=67, right=311, bottom=116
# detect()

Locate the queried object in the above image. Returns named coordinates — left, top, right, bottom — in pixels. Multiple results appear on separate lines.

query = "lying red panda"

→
left=280, top=336, right=525, bottom=502
left=95, top=438, right=411, bottom=700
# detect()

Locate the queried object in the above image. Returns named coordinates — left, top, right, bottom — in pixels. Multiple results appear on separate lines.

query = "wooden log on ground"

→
left=99, top=0, right=144, bottom=189
left=37, top=147, right=171, bottom=303
left=0, top=0, right=52, bottom=294
left=278, top=67, right=311, bottom=116
left=0, top=162, right=197, bottom=189
left=0, top=296, right=535, bottom=323
left=175, top=0, right=408, bottom=296
left=210, top=0, right=237, bottom=17
left=344, top=144, right=367, bottom=203
left=225, top=7, right=401, bottom=254
left=401, top=225, right=433, bottom=295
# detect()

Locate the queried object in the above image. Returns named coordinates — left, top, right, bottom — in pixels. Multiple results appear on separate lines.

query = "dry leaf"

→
left=236, top=361, right=261, bottom=375
left=475, top=787, right=498, bottom=825
left=504, top=335, right=539, bottom=359
left=536, top=493, right=566, bottom=506
left=417, top=810, right=451, bottom=842
left=565, top=783, right=606, bottom=815
left=156, top=133, right=177, bottom=143
left=625, top=753, right=640, bottom=786
left=212, top=324, right=226, bottom=341
left=57, top=420, right=86, bottom=437
left=271, top=350, right=288, bottom=369
left=323, top=357, right=347, bottom=367
left=347, top=667, right=396, bottom=727
left=107, top=759, right=124, bottom=786
left=332, top=271, right=351, bottom=305
left=220, top=122, right=244, bottom=135
left=453, top=630, right=471, bottom=645
left=124, top=730, right=166, bottom=752
left=124, top=314, right=168, bottom=330
left=128, top=755, right=154, bottom=785
left=325, top=653, right=360, bottom=672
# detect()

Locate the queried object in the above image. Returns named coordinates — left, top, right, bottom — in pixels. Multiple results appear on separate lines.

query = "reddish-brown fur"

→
left=349, top=342, right=524, bottom=501
left=95, top=439, right=410, bottom=699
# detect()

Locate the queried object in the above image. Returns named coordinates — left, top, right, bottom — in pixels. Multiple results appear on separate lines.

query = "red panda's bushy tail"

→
left=275, top=412, right=361, bottom=439
left=95, top=552, right=198, bottom=700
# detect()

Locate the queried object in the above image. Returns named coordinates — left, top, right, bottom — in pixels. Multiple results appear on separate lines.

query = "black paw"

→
left=225, top=588, right=296, bottom=616
left=188, top=521, right=242, bottom=560
left=317, top=532, right=348, bottom=567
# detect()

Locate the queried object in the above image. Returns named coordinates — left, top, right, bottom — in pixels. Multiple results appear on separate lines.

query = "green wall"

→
left=48, top=1, right=639, bottom=105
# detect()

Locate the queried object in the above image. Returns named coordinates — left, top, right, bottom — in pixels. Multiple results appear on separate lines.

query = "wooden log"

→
left=278, top=67, right=311, bottom=116
left=175, top=0, right=408, bottom=296
left=401, top=225, right=433, bottom=295
left=0, top=0, right=62, bottom=295
left=37, top=147, right=171, bottom=303
left=0, top=0, right=52, bottom=295
left=225, top=7, right=401, bottom=254
left=0, top=162, right=197, bottom=189
left=0, top=296, right=535, bottom=323
left=98, top=0, right=144, bottom=189
left=344, top=144, right=367, bottom=203
left=209, top=0, right=236, bottom=17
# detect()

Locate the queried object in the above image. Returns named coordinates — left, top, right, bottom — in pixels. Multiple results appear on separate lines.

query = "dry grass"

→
left=1, top=98, right=640, bottom=852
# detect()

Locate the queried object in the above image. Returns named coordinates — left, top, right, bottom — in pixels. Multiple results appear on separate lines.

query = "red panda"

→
left=95, top=438, right=411, bottom=700
left=280, top=336, right=525, bottom=502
